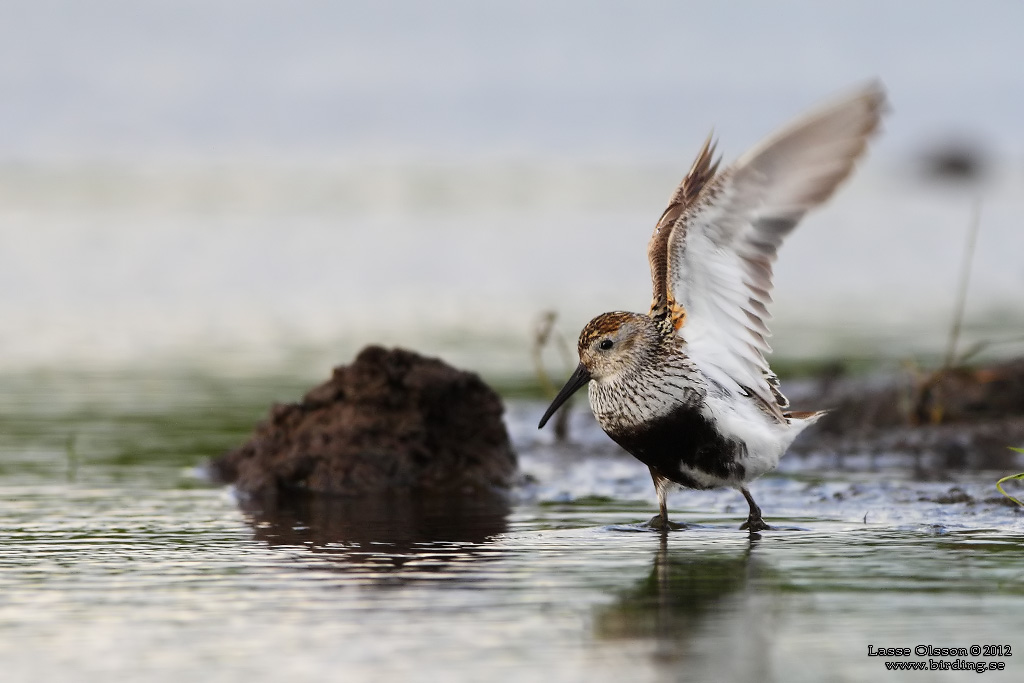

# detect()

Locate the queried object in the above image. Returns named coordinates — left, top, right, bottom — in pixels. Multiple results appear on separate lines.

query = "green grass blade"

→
left=996, top=448, right=1024, bottom=507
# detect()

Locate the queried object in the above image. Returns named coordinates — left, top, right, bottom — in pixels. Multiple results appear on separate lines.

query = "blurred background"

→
left=3, top=5, right=1024, bottom=683
left=1, top=0, right=1022, bottom=379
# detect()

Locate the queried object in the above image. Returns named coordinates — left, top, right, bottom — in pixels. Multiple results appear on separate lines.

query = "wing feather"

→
left=647, top=133, right=719, bottom=319
left=659, top=82, right=886, bottom=416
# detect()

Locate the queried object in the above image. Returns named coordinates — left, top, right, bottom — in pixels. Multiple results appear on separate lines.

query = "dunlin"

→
left=539, top=83, right=886, bottom=531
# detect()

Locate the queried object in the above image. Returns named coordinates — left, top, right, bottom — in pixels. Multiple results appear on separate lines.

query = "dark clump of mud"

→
left=212, top=346, right=517, bottom=500
left=918, top=486, right=1022, bottom=508
left=789, top=358, right=1024, bottom=473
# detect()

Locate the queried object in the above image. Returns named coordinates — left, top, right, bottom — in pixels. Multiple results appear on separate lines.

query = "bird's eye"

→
left=599, top=339, right=614, bottom=351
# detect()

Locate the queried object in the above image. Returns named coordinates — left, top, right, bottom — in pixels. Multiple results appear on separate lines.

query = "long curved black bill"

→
left=538, top=363, right=591, bottom=429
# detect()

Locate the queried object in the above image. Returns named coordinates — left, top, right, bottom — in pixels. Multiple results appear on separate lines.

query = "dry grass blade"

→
left=943, top=198, right=982, bottom=370
left=532, top=311, right=574, bottom=441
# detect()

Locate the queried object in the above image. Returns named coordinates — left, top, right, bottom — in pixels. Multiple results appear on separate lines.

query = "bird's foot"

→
left=646, top=515, right=687, bottom=531
left=739, top=516, right=771, bottom=532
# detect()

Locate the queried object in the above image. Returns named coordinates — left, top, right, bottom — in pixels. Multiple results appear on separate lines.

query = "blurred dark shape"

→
left=212, top=346, right=517, bottom=499
left=918, top=138, right=990, bottom=183
left=788, top=358, right=1024, bottom=474
left=240, top=490, right=509, bottom=575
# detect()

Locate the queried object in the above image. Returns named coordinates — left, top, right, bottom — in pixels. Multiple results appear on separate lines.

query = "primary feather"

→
left=649, top=81, right=886, bottom=417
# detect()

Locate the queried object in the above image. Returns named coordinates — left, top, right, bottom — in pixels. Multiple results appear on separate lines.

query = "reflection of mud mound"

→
left=241, top=491, right=509, bottom=571
left=791, top=359, right=1024, bottom=471
left=212, top=346, right=516, bottom=499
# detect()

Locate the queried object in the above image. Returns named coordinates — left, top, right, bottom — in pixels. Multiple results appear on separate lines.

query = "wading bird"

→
left=538, top=83, right=886, bottom=531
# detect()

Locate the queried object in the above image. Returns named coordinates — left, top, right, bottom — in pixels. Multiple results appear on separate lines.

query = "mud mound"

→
left=212, top=346, right=517, bottom=499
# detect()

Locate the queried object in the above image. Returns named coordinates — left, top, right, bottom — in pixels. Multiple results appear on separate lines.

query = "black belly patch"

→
left=607, top=405, right=746, bottom=489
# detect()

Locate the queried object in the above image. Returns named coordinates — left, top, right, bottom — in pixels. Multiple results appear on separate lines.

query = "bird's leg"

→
left=651, top=483, right=669, bottom=529
left=739, top=487, right=770, bottom=532
left=647, top=467, right=685, bottom=531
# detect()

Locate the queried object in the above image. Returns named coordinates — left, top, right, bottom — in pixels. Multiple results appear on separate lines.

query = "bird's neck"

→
left=588, top=352, right=703, bottom=431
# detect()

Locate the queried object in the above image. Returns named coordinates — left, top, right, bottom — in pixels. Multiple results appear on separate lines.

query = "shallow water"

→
left=2, top=370, right=1023, bottom=682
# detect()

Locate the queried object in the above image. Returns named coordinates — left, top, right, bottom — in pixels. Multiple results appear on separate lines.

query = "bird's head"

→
left=538, top=311, right=658, bottom=428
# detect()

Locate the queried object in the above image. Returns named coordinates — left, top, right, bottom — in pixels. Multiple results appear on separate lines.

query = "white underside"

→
left=697, top=393, right=804, bottom=487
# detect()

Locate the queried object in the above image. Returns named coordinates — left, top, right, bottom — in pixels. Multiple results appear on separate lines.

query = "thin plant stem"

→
left=532, top=311, right=574, bottom=440
left=943, top=199, right=982, bottom=369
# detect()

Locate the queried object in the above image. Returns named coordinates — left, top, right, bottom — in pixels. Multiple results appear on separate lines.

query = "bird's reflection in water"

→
left=240, top=491, right=509, bottom=580
left=596, top=533, right=778, bottom=678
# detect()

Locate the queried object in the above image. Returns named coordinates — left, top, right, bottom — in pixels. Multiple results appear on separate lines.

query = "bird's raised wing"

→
left=648, top=82, right=886, bottom=416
